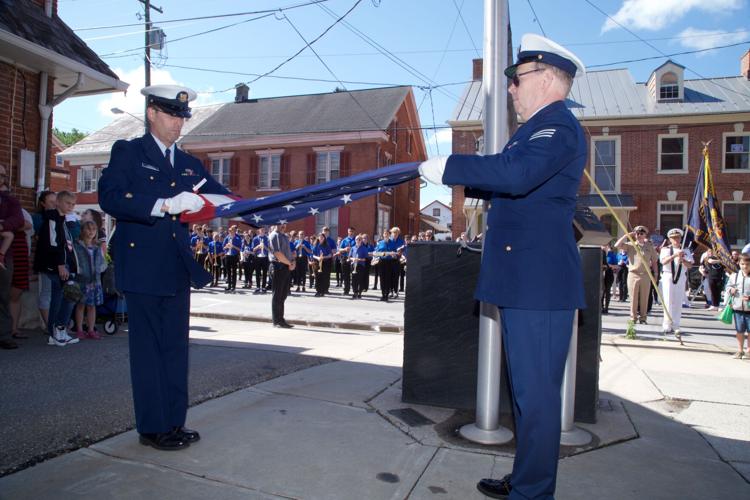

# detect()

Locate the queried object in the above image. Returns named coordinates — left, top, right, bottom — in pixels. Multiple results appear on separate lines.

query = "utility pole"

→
left=139, top=0, right=162, bottom=132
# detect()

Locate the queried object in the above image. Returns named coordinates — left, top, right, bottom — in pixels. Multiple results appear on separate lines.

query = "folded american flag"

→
left=182, top=161, right=420, bottom=226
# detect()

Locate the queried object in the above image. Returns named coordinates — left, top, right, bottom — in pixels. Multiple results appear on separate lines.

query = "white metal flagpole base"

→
left=459, top=423, right=514, bottom=445
left=560, top=426, right=592, bottom=447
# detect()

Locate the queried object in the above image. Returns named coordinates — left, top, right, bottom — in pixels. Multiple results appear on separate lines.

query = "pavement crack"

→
left=691, top=426, right=750, bottom=485
left=86, top=448, right=298, bottom=498
left=404, top=447, right=440, bottom=498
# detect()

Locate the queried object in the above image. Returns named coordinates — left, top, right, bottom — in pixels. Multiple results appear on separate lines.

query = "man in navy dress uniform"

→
left=420, top=34, right=587, bottom=499
left=99, top=85, right=230, bottom=451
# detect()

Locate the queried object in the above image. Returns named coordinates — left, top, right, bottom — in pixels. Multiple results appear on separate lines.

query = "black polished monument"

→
left=402, top=205, right=609, bottom=423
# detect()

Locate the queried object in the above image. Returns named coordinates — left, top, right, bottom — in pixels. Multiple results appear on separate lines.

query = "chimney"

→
left=472, top=58, right=483, bottom=81
left=742, top=49, right=750, bottom=80
left=235, top=83, right=249, bottom=103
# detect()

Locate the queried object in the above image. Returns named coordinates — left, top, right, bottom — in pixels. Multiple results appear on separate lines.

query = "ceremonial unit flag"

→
left=684, top=146, right=737, bottom=273
left=182, top=161, right=420, bottom=226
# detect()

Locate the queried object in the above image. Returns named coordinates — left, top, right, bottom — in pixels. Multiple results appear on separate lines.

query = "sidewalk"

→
left=1, top=298, right=748, bottom=499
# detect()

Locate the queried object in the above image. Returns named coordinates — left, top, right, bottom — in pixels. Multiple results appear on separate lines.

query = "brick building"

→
left=450, top=53, right=750, bottom=249
left=60, top=86, right=426, bottom=238
left=178, top=85, right=426, bottom=238
left=0, top=0, right=126, bottom=210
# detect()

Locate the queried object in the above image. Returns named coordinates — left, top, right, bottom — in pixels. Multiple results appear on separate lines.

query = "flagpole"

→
left=459, top=0, right=514, bottom=445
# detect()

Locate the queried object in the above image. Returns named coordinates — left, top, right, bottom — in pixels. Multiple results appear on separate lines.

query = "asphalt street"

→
left=0, top=326, right=331, bottom=477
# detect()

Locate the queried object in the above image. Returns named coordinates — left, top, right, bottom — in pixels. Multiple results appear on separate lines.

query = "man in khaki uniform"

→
left=615, top=225, right=659, bottom=324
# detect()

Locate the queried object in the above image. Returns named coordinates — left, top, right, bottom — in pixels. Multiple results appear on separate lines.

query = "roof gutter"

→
left=37, top=71, right=84, bottom=194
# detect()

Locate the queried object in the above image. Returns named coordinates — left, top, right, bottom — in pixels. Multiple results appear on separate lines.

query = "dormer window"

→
left=659, top=72, right=679, bottom=99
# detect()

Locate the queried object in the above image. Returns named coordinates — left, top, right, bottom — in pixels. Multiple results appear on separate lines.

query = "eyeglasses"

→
left=510, top=68, right=545, bottom=87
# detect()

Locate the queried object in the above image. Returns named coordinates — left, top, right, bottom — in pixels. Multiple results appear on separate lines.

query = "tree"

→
left=53, top=127, right=87, bottom=146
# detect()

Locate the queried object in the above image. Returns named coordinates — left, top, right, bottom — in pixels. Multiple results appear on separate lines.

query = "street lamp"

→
left=110, top=107, right=145, bottom=123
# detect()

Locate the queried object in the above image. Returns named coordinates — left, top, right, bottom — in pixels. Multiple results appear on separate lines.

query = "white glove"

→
left=418, top=156, right=449, bottom=185
left=164, top=192, right=204, bottom=214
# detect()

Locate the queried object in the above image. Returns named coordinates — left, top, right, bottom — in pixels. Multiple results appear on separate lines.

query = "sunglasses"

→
left=510, top=68, right=544, bottom=87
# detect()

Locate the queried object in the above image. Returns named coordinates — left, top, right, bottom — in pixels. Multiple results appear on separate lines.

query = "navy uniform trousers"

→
left=501, top=308, right=574, bottom=500
left=126, top=283, right=191, bottom=433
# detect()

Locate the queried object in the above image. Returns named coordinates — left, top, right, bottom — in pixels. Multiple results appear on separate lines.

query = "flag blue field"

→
left=182, top=161, right=420, bottom=226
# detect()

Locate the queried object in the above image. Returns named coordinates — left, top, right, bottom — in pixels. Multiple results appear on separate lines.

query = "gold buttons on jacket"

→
left=149, top=175, right=154, bottom=181
left=170, top=181, right=176, bottom=187
left=171, top=215, right=177, bottom=221
left=172, top=233, right=176, bottom=238
left=125, top=193, right=133, bottom=199
left=129, top=242, right=135, bottom=248
left=505, top=245, right=512, bottom=252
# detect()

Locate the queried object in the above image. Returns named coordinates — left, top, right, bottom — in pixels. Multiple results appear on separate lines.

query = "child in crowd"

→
left=73, top=221, right=108, bottom=339
left=725, top=253, right=750, bottom=359
left=33, top=190, right=79, bottom=346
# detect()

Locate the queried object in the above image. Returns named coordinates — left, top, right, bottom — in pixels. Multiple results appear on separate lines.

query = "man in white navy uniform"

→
left=420, top=34, right=587, bottom=499
left=99, top=85, right=230, bottom=451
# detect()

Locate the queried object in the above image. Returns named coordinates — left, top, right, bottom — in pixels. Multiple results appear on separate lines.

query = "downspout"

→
left=37, top=72, right=84, bottom=195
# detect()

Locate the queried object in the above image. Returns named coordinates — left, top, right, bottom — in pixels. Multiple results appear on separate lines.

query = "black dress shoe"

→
left=0, top=339, right=19, bottom=349
left=476, top=474, right=512, bottom=499
left=278, top=321, right=293, bottom=329
left=139, top=431, right=190, bottom=451
left=173, top=426, right=200, bottom=443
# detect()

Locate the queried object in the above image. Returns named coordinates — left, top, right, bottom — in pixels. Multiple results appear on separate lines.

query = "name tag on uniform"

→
left=181, top=168, right=196, bottom=176
left=140, top=163, right=160, bottom=171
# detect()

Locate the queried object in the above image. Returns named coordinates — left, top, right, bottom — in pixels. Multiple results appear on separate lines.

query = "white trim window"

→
left=723, top=201, right=750, bottom=248
left=722, top=132, right=750, bottom=172
left=657, top=201, right=686, bottom=236
left=315, top=208, right=338, bottom=237
left=209, top=154, right=233, bottom=187
left=77, top=165, right=100, bottom=193
left=316, top=151, right=340, bottom=184
left=591, top=136, right=620, bottom=194
left=259, top=153, right=281, bottom=189
left=658, top=133, right=688, bottom=173
left=377, top=206, right=391, bottom=237
left=659, top=72, right=679, bottom=100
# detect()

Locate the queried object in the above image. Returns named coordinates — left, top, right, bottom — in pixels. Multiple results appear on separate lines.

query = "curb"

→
left=189, top=312, right=404, bottom=334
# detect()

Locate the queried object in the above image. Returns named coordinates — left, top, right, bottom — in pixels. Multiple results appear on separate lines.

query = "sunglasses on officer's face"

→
left=510, top=68, right=545, bottom=87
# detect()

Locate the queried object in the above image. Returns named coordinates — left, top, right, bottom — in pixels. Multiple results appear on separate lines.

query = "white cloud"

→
left=424, top=128, right=453, bottom=156
left=97, top=65, right=225, bottom=119
left=601, top=0, right=743, bottom=32
left=676, top=27, right=749, bottom=54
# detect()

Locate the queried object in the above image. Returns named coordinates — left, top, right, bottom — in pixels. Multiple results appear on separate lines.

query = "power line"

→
left=72, top=0, right=330, bottom=31
left=100, top=13, right=275, bottom=58
left=315, top=2, right=476, bottom=115
left=525, top=0, right=547, bottom=37
left=587, top=40, right=750, bottom=69
left=280, top=3, right=382, bottom=129
left=207, top=0, right=364, bottom=94
left=451, top=0, right=480, bottom=57
left=582, top=0, right=750, bottom=101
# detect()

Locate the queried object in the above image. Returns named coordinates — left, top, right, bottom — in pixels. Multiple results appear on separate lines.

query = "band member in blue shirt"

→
left=252, top=227, right=270, bottom=294
left=312, top=233, right=333, bottom=297
left=373, top=233, right=398, bottom=302
left=339, top=227, right=357, bottom=295
left=349, top=235, right=369, bottom=299
left=294, top=231, right=312, bottom=292
left=222, top=225, right=243, bottom=293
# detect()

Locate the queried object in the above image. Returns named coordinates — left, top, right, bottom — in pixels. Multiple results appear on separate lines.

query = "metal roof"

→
left=180, top=86, right=411, bottom=144
left=451, top=68, right=750, bottom=122
left=59, top=104, right=225, bottom=159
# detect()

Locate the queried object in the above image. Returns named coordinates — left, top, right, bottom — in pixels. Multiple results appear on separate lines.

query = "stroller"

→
left=96, top=261, right=128, bottom=335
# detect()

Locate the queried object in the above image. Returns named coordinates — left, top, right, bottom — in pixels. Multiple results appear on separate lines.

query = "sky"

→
left=55, top=0, right=750, bottom=206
